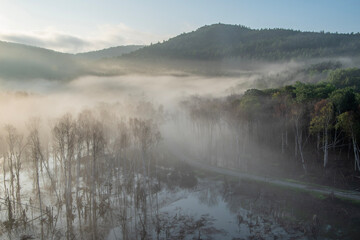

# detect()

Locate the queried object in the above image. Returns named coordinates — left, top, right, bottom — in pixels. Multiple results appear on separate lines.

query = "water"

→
left=107, top=180, right=309, bottom=240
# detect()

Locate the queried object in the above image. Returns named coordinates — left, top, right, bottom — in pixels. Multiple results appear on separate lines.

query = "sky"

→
left=0, top=0, right=359, bottom=53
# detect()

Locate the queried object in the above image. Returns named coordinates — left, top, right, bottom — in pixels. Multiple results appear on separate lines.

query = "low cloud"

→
left=0, top=23, right=168, bottom=53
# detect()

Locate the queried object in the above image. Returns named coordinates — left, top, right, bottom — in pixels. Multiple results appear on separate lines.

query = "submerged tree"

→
left=53, top=114, right=77, bottom=240
left=27, top=119, right=45, bottom=240
left=4, top=125, right=25, bottom=215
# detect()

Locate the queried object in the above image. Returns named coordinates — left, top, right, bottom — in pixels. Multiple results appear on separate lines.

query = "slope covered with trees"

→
left=125, top=23, right=360, bottom=60
left=0, top=41, right=90, bottom=80
left=76, top=45, right=143, bottom=59
left=0, top=41, right=142, bottom=80
left=2, top=24, right=360, bottom=80
left=180, top=68, right=360, bottom=187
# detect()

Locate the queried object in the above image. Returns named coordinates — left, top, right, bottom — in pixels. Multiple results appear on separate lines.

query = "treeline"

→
left=235, top=60, right=343, bottom=90
left=181, top=68, right=360, bottom=182
left=125, top=23, right=360, bottom=61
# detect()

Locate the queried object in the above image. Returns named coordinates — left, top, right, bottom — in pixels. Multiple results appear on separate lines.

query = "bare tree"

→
left=90, top=119, right=105, bottom=240
left=130, top=118, right=161, bottom=239
left=291, top=104, right=308, bottom=174
left=27, top=118, right=45, bottom=240
left=4, top=125, right=26, bottom=216
left=53, top=113, right=77, bottom=240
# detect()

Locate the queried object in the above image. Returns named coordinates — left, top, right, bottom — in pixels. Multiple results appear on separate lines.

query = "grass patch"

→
left=186, top=160, right=360, bottom=205
left=336, top=195, right=360, bottom=206
left=284, top=178, right=354, bottom=194
left=310, top=192, right=327, bottom=200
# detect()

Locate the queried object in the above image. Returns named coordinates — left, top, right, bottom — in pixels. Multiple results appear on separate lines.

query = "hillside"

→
left=76, top=45, right=143, bottom=59
left=0, top=41, right=147, bottom=80
left=124, top=23, right=360, bottom=60
left=2, top=23, right=360, bottom=80
left=0, top=41, right=91, bottom=80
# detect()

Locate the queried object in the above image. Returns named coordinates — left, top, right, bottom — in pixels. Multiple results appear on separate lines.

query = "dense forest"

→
left=75, top=45, right=144, bottom=60
left=125, top=23, right=360, bottom=60
left=179, top=68, right=360, bottom=187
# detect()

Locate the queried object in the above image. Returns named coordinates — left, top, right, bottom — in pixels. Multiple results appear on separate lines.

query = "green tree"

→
left=328, top=68, right=360, bottom=90
left=310, top=99, right=334, bottom=167
left=336, top=111, right=360, bottom=171
left=330, top=87, right=357, bottom=114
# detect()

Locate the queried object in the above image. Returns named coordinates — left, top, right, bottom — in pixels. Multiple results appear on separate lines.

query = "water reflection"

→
left=197, top=183, right=220, bottom=207
left=160, top=180, right=307, bottom=240
left=107, top=178, right=360, bottom=240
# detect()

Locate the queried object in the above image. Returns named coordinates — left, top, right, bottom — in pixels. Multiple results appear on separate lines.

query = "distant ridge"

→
left=76, top=45, right=143, bottom=59
left=123, top=23, right=360, bottom=60
left=1, top=23, right=360, bottom=80
left=0, top=41, right=143, bottom=80
left=0, top=40, right=86, bottom=80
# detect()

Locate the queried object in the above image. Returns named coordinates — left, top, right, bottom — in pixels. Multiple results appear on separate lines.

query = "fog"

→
left=0, top=57, right=352, bottom=172
left=0, top=57, right=350, bottom=128
left=0, top=58, right=347, bottom=164
left=1, top=57, right=359, bottom=240
left=0, top=74, right=236, bottom=125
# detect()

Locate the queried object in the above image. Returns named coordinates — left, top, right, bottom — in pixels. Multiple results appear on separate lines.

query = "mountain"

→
left=124, top=23, right=360, bottom=61
left=0, top=41, right=92, bottom=80
left=2, top=23, right=360, bottom=80
left=0, top=41, right=144, bottom=80
left=76, top=45, right=143, bottom=59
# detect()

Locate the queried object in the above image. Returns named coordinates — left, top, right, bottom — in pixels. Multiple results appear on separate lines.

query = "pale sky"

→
left=0, top=0, right=359, bottom=53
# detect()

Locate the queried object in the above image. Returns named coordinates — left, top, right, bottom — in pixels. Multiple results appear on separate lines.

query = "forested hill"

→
left=124, top=23, right=360, bottom=60
left=0, top=41, right=139, bottom=80
left=76, top=45, right=143, bottom=59
left=0, top=41, right=91, bottom=80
